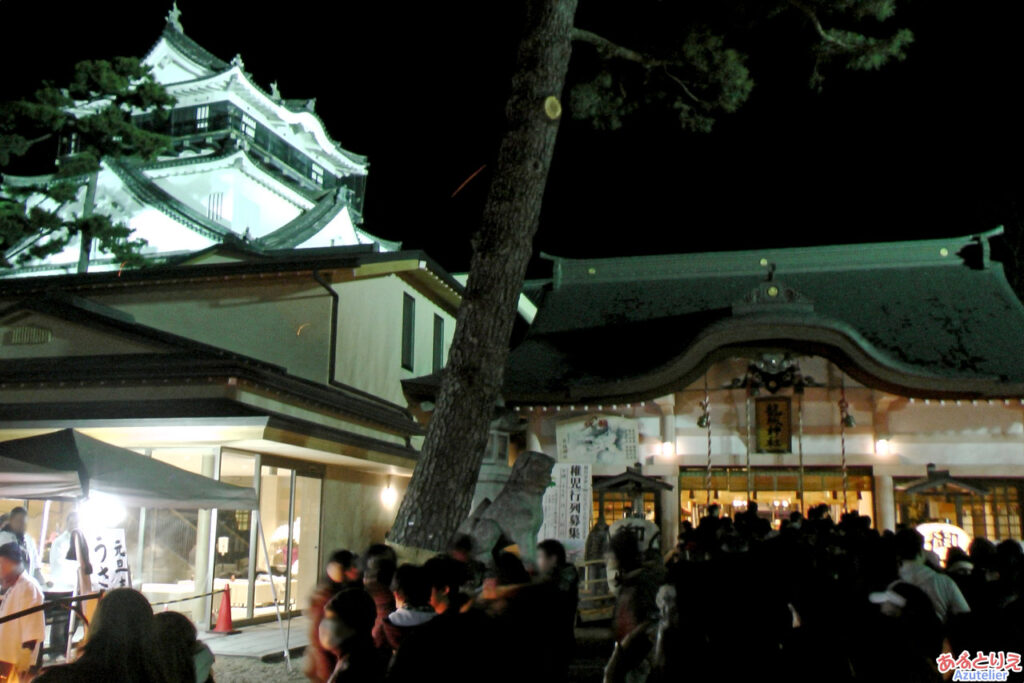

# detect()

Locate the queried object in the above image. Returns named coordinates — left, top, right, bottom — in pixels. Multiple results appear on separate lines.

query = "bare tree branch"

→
left=662, top=66, right=703, bottom=104
left=571, top=27, right=705, bottom=104
left=788, top=0, right=854, bottom=48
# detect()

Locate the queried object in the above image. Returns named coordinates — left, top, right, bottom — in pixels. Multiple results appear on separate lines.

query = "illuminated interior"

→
left=678, top=467, right=875, bottom=529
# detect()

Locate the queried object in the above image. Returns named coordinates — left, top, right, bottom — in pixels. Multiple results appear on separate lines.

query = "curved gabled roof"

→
left=143, top=19, right=368, bottom=173
left=144, top=21, right=230, bottom=73
left=500, top=230, right=1024, bottom=403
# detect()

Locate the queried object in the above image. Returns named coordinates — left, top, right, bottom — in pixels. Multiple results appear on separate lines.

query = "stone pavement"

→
left=205, top=623, right=613, bottom=682
left=199, top=616, right=309, bottom=661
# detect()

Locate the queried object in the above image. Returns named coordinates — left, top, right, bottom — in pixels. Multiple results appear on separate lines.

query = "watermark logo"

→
left=936, top=652, right=1022, bottom=681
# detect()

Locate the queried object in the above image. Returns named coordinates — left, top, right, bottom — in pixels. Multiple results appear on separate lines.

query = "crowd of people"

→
left=0, top=557, right=214, bottom=682
left=2, top=499, right=1023, bottom=682
left=303, top=536, right=580, bottom=683
left=628, top=503, right=1024, bottom=682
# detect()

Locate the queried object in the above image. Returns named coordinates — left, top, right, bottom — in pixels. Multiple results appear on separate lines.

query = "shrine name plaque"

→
left=755, top=396, right=792, bottom=453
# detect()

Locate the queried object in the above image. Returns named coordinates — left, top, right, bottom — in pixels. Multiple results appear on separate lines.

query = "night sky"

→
left=2, top=1, right=1021, bottom=277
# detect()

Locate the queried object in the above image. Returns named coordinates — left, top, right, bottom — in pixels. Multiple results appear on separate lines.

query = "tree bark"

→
left=76, top=170, right=98, bottom=274
left=388, top=0, right=579, bottom=551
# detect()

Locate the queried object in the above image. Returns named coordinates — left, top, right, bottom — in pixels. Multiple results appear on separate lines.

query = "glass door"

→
left=254, top=465, right=322, bottom=617
left=255, top=464, right=293, bottom=619
left=217, top=451, right=256, bottom=623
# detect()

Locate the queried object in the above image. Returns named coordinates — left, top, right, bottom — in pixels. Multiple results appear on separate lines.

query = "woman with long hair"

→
left=36, top=588, right=169, bottom=683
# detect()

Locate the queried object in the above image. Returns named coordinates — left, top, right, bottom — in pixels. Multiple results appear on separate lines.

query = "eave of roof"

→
left=0, top=248, right=463, bottom=312
left=0, top=294, right=423, bottom=436
left=107, top=157, right=234, bottom=242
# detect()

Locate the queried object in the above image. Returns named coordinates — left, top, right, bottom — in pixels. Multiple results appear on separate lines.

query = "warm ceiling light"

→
left=381, top=480, right=398, bottom=509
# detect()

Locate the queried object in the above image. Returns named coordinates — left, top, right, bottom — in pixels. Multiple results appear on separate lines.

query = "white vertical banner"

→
left=88, top=528, right=131, bottom=590
left=539, top=463, right=592, bottom=563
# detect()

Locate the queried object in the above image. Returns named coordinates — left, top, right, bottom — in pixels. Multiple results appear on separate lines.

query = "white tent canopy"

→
left=0, top=454, right=80, bottom=500
left=0, top=429, right=258, bottom=510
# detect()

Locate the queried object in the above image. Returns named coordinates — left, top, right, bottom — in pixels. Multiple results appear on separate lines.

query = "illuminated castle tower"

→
left=4, top=3, right=396, bottom=276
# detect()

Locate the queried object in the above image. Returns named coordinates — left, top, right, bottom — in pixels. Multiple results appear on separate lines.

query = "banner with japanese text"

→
left=87, top=528, right=131, bottom=591
left=539, top=463, right=592, bottom=563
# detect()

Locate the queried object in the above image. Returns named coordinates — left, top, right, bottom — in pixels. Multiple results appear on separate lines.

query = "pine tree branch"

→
left=787, top=0, right=854, bottom=48
left=571, top=27, right=670, bottom=68
left=570, top=27, right=704, bottom=104
left=661, top=66, right=703, bottom=105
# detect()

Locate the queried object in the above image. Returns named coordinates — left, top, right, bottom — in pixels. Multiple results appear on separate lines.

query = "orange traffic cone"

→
left=212, top=585, right=240, bottom=635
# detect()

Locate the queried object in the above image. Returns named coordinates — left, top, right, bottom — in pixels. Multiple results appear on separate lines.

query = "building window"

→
left=895, top=479, right=1023, bottom=541
left=401, top=294, right=415, bottom=371
left=432, top=314, right=444, bottom=373
left=311, top=163, right=324, bottom=185
left=206, top=192, right=224, bottom=221
left=196, top=105, right=209, bottom=131
left=594, top=491, right=657, bottom=526
left=241, top=113, right=256, bottom=138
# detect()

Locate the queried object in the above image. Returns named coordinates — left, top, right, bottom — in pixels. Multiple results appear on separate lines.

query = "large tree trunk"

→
left=76, top=170, right=98, bottom=274
left=388, top=0, right=579, bottom=551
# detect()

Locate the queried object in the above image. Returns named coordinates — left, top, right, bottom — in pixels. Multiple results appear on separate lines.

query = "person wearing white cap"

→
left=0, top=542, right=45, bottom=681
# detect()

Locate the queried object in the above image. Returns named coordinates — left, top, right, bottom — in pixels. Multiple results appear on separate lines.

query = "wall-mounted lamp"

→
left=381, top=478, right=398, bottom=509
left=660, top=441, right=676, bottom=458
left=875, top=438, right=890, bottom=456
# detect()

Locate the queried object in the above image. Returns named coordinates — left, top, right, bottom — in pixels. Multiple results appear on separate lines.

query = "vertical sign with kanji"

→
left=755, top=397, right=792, bottom=453
left=89, top=528, right=131, bottom=591
left=538, top=463, right=592, bottom=563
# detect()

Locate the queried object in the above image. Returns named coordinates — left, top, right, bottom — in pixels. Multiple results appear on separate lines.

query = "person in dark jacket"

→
left=382, top=564, right=436, bottom=654
left=319, top=588, right=385, bottom=683
left=386, top=556, right=489, bottom=683
left=361, top=545, right=397, bottom=654
left=537, top=539, right=579, bottom=680
left=306, top=550, right=363, bottom=681
left=605, top=528, right=660, bottom=683
left=423, top=555, right=469, bottom=614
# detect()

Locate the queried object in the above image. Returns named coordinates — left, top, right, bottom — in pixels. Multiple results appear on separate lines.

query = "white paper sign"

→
left=87, top=528, right=131, bottom=590
left=539, top=463, right=592, bottom=563
left=556, top=415, right=639, bottom=464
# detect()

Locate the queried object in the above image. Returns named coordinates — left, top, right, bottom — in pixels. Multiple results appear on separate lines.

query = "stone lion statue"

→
left=457, top=450, right=555, bottom=566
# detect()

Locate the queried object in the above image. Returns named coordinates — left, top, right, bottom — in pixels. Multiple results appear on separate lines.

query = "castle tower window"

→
left=195, top=105, right=209, bottom=131
left=311, top=163, right=324, bottom=185
left=401, top=293, right=415, bottom=371
left=241, top=113, right=256, bottom=138
left=206, top=192, right=224, bottom=221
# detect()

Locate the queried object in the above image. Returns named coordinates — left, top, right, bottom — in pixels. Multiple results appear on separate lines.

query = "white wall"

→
left=319, top=467, right=408, bottom=558
left=334, top=274, right=456, bottom=405
left=95, top=278, right=333, bottom=384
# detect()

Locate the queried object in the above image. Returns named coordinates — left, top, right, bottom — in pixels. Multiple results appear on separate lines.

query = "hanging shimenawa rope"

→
left=746, top=393, right=753, bottom=503
left=839, top=377, right=851, bottom=513
left=797, top=391, right=805, bottom=513
left=702, top=373, right=712, bottom=504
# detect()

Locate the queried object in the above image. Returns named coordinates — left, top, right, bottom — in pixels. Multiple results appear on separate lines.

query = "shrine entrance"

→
left=678, top=467, right=875, bottom=530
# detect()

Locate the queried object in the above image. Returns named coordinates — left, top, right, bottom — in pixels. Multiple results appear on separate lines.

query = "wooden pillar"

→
left=874, top=473, right=896, bottom=532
